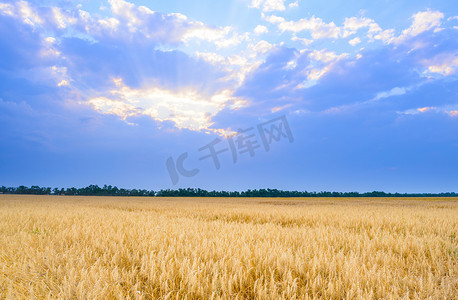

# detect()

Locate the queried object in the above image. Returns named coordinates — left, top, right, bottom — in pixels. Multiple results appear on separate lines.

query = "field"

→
left=0, top=195, right=457, bottom=299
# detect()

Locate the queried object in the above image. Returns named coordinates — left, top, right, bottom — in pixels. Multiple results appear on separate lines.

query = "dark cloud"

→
left=0, top=15, right=45, bottom=70
left=231, top=28, right=457, bottom=116
left=235, top=46, right=306, bottom=110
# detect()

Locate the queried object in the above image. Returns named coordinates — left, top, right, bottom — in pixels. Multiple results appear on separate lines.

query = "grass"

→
left=0, top=195, right=457, bottom=299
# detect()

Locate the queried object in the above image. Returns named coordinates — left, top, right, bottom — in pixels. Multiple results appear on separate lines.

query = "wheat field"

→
left=0, top=195, right=456, bottom=299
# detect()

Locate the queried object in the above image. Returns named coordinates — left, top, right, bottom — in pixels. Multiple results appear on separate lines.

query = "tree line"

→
left=0, top=185, right=457, bottom=197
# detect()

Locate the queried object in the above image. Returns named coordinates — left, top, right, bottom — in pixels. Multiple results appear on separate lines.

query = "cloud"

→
left=417, top=106, right=435, bottom=112
left=265, top=14, right=387, bottom=41
left=87, top=78, right=245, bottom=134
left=348, top=37, right=361, bottom=46
left=422, top=52, right=458, bottom=76
left=1, top=0, right=241, bottom=49
left=233, top=46, right=305, bottom=112
left=373, top=86, right=407, bottom=100
left=250, top=0, right=286, bottom=12
left=194, top=38, right=275, bottom=86
left=88, top=96, right=139, bottom=121
left=248, top=40, right=274, bottom=55
left=266, top=14, right=341, bottom=39
left=0, top=0, right=259, bottom=136
left=1, top=2, right=456, bottom=131
left=0, top=12, right=45, bottom=70
left=372, top=29, right=395, bottom=44
left=57, top=79, right=70, bottom=87
left=291, top=35, right=313, bottom=45
left=263, top=9, right=448, bottom=47
left=343, top=16, right=381, bottom=38
left=254, top=25, right=268, bottom=35
left=271, top=103, right=291, bottom=112
left=308, top=49, right=348, bottom=63
left=305, top=50, right=348, bottom=81
left=105, top=0, right=237, bottom=46
left=399, top=105, right=458, bottom=118
left=397, top=10, right=444, bottom=43
left=59, top=40, right=249, bottom=133
left=232, top=26, right=457, bottom=119
left=230, top=29, right=455, bottom=117
left=343, top=10, right=446, bottom=45
left=1, top=0, right=44, bottom=27
left=195, top=51, right=248, bottom=84
left=288, top=1, right=299, bottom=8
left=1, top=1, right=458, bottom=191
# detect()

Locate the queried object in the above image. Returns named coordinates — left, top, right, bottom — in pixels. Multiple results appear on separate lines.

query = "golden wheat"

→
left=0, top=195, right=456, bottom=299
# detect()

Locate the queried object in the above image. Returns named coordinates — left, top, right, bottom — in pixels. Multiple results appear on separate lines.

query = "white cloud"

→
left=182, top=24, right=229, bottom=43
left=87, top=78, right=247, bottom=134
left=399, top=106, right=458, bottom=117
left=108, top=0, right=135, bottom=17
left=39, top=36, right=61, bottom=57
left=417, top=106, right=435, bottom=113
left=96, top=17, right=120, bottom=32
left=265, top=14, right=390, bottom=42
left=102, top=0, right=249, bottom=48
left=0, top=3, right=15, bottom=16
left=343, top=17, right=373, bottom=31
left=0, top=1, right=43, bottom=26
left=374, top=87, right=407, bottom=100
left=284, top=59, right=297, bottom=70
left=397, top=10, right=444, bottom=42
left=264, top=10, right=445, bottom=46
left=214, top=32, right=250, bottom=48
left=343, top=17, right=379, bottom=38
left=88, top=97, right=139, bottom=120
left=1, top=0, right=232, bottom=49
left=1, top=0, right=207, bottom=46
left=422, top=53, right=458, bottom=76
left=57, top=79, right=70, bottom=87
left=263, top=0, right=286, bottom=12
left=427, top=64, right=456, bottom=76
left=267, top=15, right=341, bottom=39
left=291, top=35, right=313, bottom=45
left=342, top=16, right=397, bottom=44
left=348, top=37, right=361, bottom=46
left=18, top=0, right=43, bottom=26
left=271, top=104, right=291, bottom=113
left=250, top=0, right=286, bottom=12
left=263, top=14, right=285, bottom=24
left=250, top=0, right=263, bottom=9
left=372, top=29, right=395, bottom=44
left=254, top=25, right=268, bottom=35
left=288, top=1, right=299, bottom=8
left=304, top=50, right=348, bottom=81
left=235, top=40, right=274, bottom=83
left=306, top=67, right=331, bottom=81
left=195, top=52, right=227, bottom=66
left=51, top=7, right=68, bottom=29
left=194, top=38, right=273, bottom=87
left=106, top=0, right=246, bottom=48
left=105, top=0, right=202, bottom=43
left=194, top=51, right=250, bottom=84
left=248, top=40, right=274, bottom=55
left=308, top=49, right=347, bottom=63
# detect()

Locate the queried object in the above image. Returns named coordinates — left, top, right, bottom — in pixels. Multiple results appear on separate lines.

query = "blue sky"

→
left=0, top=0, right=457, bottom=192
